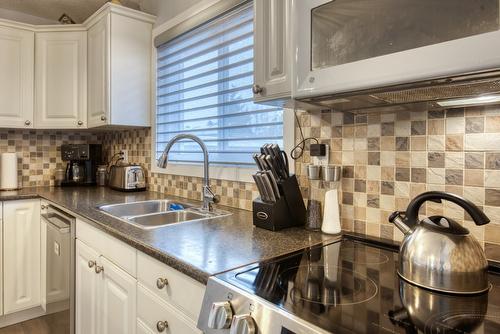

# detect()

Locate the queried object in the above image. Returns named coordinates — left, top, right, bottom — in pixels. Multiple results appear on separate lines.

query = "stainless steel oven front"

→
left=41, top=205, right=75, bottom=334
left=293, top=0, right=500, bottom=99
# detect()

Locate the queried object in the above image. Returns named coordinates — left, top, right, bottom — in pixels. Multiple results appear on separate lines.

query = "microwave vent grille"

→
left=371, top=79, right=500, bottom=104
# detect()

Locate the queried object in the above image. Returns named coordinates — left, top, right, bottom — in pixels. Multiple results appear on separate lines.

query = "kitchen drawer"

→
left=137, top=283, right=201, bottom=334
left=76, top=218, right=136, bottom=276
left=137, top=252, right=205, bottom=321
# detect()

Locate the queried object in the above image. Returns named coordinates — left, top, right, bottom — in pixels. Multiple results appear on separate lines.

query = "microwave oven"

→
left=292, top=0, right=500, bottom=110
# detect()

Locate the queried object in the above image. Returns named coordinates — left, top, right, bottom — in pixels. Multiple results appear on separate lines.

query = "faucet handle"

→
left=212, top=194, right=220, bottom=204
left=203, top=186, right=219, bottom=211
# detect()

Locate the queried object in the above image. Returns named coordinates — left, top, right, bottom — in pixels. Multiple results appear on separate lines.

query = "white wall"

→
left=140, top=0, right=202, bottom=26
left=0, top=7, right=57, bottom=25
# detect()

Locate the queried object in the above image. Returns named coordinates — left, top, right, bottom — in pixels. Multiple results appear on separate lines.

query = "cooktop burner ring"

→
left=280, top=265, right=379, bottom=306
left=340, top=246, right=390, bottom=265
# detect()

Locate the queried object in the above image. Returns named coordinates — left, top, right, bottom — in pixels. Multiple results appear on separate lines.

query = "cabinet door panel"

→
left=98, top=256, right=136, bottom=334
left=87, top=16, right=109, bottom=128
left=35, top=31, right=87, bottom=128
left=253, top=0, right=291, bottom=101
left=75, top=239, right=100, bottom=334
left=137, top=284, right=201, bottom=334
left=0, top=25, right=34, bottom=128
left=3, top=199, right=41, bottom=314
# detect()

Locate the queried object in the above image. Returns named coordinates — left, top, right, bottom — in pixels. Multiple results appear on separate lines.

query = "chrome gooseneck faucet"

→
left=157, top=134, right=219, bottom=211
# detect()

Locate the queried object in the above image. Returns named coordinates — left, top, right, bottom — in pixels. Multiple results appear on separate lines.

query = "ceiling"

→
left=0, top=0, right=155, bottom=24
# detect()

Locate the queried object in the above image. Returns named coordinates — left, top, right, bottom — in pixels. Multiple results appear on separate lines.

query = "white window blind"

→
left=155, top=2, right=283, bottom=166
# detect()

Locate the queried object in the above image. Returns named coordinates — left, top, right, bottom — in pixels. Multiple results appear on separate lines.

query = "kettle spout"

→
left=389, top=211, right=412, bottom=235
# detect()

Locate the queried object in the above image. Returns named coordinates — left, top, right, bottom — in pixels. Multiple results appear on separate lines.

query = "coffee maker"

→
left=61, top=144, right=102, bottom=186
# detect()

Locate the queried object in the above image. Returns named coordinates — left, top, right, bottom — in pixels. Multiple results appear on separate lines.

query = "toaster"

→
left=108, top=164, right=146, bottom=191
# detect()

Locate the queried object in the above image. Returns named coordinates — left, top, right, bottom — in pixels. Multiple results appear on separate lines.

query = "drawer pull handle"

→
left=95, top=265, right=104, bottom=274
left=88, top=260, right=96, bottom=268
left=156, top=320, right=168, bottom=332
left=156, top=278, right=169, bottom=289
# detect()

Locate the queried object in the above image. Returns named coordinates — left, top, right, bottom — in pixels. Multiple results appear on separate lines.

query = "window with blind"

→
left=155, top=2, right=283, bottom=167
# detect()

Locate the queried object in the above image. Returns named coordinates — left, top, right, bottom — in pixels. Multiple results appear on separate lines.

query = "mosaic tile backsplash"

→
left=294, top=105, right=500, bottom=261
left=0, top=130, right=102, bottom=187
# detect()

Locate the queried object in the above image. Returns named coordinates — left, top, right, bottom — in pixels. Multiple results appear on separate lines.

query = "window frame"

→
left=150, top=0, right=294, bottom=183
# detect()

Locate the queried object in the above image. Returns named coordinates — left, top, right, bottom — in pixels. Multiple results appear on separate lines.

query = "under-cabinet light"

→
left=436, top=94, right=500, bottom=107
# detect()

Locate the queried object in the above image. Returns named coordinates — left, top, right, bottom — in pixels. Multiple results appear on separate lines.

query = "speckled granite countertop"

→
left=0, top=187, right=337, bottom=284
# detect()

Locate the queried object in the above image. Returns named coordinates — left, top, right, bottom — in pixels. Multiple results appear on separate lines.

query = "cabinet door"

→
left=3, top=199, right=41, bottom=314
left=75, top=239, right=100, bottom=334
left=87, top=16, right=110, bottom=128
left=98, top=256, right=136, bottom=334
left=35, top=31, right=87, bottom=129
left=137, top=284, right=202, bottom=334
left=0, top=25, right=34, bottom=128
left=253, top=0, right=291, bottom=102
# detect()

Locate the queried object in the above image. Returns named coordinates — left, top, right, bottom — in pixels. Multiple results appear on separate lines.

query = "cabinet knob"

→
left=100, top=115, right=107, bottom=121
left=156, top=278, right=168, bottom=289
left=24, top=120, right=31, bottom=126
left=252, top=84, right=264, bottom=95
left=41, top=204, right=47, bottom=210
left=77, top=120, right=83, bottom=126
left=94, top=265, right=104, bottom=274
left=88, top=260, right=96, bottom=268
left=156, top=320, right=168, bottom=332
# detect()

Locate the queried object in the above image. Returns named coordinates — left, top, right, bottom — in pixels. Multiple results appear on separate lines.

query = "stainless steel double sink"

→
left=98, top=199, right=230, bottom=229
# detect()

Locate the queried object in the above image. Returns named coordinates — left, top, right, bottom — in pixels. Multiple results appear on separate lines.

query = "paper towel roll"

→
left=1, top=153, right=19, bottom=190
left=321, top=188, right=341, bottom=234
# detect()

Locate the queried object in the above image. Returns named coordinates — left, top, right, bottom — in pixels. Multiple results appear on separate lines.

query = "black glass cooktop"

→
left=217, top=237, right=500, bottom=334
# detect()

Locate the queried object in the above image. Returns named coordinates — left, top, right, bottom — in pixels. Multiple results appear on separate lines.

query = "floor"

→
left=0, top=311, right=70, bottom=334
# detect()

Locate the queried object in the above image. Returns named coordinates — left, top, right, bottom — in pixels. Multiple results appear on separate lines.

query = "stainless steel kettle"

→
left=389, top=191, right=490, bottom=294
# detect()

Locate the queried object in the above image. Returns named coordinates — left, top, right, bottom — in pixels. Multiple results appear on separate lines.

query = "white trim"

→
left=150, top=0, right=295, bottom=183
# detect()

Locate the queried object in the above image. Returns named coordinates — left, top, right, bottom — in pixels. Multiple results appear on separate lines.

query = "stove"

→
left=198, top=236, right=500, bottom=334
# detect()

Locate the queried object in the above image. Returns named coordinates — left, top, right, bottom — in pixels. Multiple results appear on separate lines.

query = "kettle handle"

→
left=405, top=191, right=490, bottom=227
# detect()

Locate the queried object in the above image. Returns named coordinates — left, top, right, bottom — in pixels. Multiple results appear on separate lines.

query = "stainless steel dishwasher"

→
left=41, top=205, right=75, bottom=334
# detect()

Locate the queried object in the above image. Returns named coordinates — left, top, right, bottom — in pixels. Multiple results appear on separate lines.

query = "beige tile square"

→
left=485, top=170, right=500, bottom=188
left=380, top=151, right=395, bottom=166
left=411, top=152, right=427, bottom=167
left=394, top=182, right=410, bottom=197
left=485, top=115, right=500, bottom=133
left=395, top=152, right=410, bottom=167
left=428, top=168, right=446, bottom=185
left=380, top=137, right=395, bottom=151
left=463, top=186, right=485, bottom=205
left=445, top=152, right=464, bottom=169
left=446, top=117, right=465, bottom=134
left=367, top=124, right=381, bottom=137
left=411, top=136, right=426, bottom=151
left=428, top=119, right=445, bottom=135
left=465, top=133, right=500, bottom=151
left=367, top=166, right=381, bottom=180
left=394, top=121, right=411, bottom=136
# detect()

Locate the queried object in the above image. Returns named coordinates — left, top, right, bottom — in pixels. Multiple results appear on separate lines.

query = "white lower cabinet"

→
left=99, top=256, right=136, bottom=334
left=75, top=239, right=136, bottom=334
left=75, top=240, right=100, bottom=334
left=3, top=199, right=41, bottom=314
left=75, top=218, right=206, bottom=334
left=137, top=284, right=201, bottom=334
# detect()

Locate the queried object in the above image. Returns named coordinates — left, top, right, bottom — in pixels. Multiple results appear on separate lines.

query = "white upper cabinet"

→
left=253, top=0, right=292, bottom=104
left=3, top=199, right=41, bottom=315
left=87, top=16, right=109, bottom=128
left=0, top=24, right=34, bottom=128
left=86, top=5, right=155, bottom=128
left=35, top=30, right=87, bottom=129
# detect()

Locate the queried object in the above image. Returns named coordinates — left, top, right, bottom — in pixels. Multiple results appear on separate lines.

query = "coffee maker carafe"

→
left=61, top=144, right=102, bottom=186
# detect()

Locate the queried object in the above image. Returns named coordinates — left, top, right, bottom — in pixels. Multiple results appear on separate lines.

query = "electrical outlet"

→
left=312, top=144, right=329, bottom=166
left=120, top=150, right=128, bottom=163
